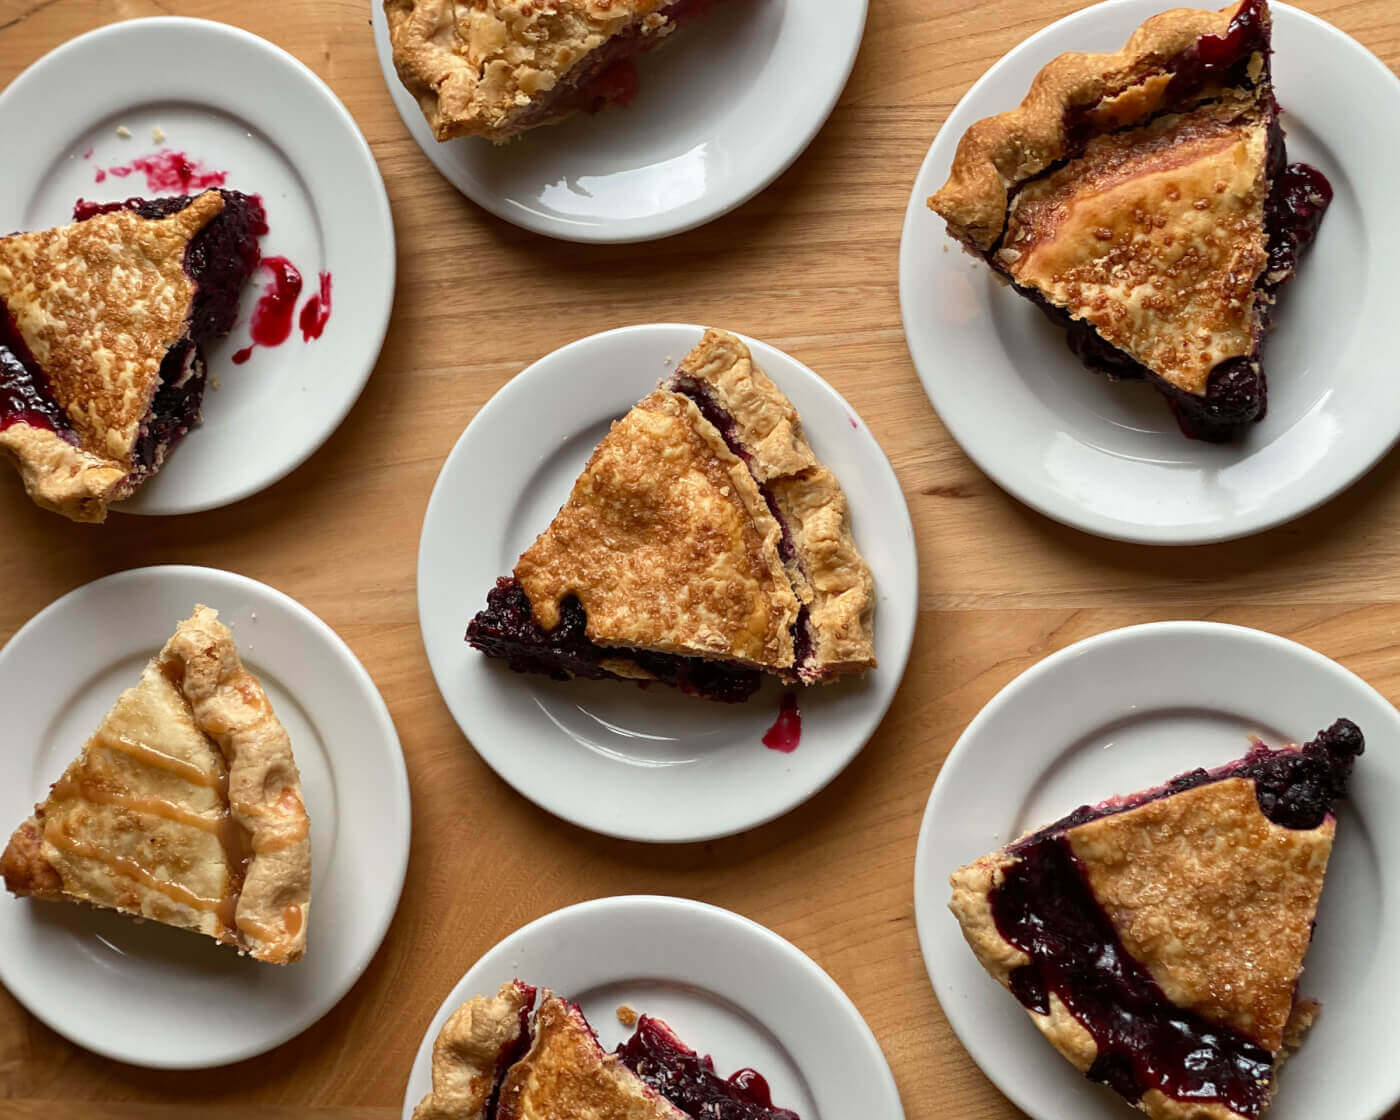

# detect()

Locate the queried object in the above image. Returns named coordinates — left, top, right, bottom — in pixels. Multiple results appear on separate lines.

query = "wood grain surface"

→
left=2, top=0, right=1398, bottom=1116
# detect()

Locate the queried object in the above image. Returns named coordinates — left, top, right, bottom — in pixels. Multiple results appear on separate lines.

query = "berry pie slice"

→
left=466, top=328, right=876, bottom=703
left=948, top=719, right=1363, bottom=1119
left=927, top=0, right=1331, bottom=441
left=0, top=190, right=265, bottom=521
left=384, top=0, right=731, bottom=143
left=1, top=606, right=310, bottom=964
left=412, top=983, right=798, bottom=1119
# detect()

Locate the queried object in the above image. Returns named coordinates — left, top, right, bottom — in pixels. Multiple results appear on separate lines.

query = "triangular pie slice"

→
left=385, top=0, right=731, bottom=143
left=467, top=328, right=876, bottom=703
left=0, top=190, right=265, bottom=521
left=412, top=984, right=798, bottom=1119
left=1, top=605, right=310, bottom=964
left=927, top=0, right=1332, bottom=441
left=948, top=718, right=1363, bottom=1119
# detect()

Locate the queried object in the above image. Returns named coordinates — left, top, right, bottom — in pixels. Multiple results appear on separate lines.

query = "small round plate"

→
left=899, top=0, right=1400, bottom=544
left=0, top=18, right=395, bottom=516
left=0, top=566, right=410, bottom=1069
left=417, top=323, right=916, bottom=843
left=913, top=621, right=1400, bottom=1120
left=370, top=1, right=866, bottom=243
left=400, top=896, right=904, bottom=1119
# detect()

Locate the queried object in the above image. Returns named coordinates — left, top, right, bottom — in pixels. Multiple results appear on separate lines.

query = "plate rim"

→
left=0, top=15, right=396, bottom=518
left=368, top=0, right=869, bottom=244
left=0, top=563, right=412, bottom=1069
left=897, top=0, right=1400, bottom=546
left=912, top=618, right=1400, bottom=1120
left=399, top=893, right=906, bottom=1120
left=415, top=321, right=918, bottom=844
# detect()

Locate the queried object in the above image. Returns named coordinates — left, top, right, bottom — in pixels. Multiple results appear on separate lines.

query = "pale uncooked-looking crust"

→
left=673, top=328, right=877, bottom=680
left=495, top=994, right=684, bottom=1120
left=0, top=192, right=224, bottom=522
left=515, top=388, right=800, bottom=672
left=928, top=0, right=1260, bottom=252
left=412, top=982, right=534, bottom=1120
left=384, top=0, right=676, bottom=142
left=0, top=605, right=310, bottom=964
left=946, top=768, right=1335, bottom=1120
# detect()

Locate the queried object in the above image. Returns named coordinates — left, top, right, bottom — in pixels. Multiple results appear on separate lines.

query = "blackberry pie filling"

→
left=950, top=719, right=1363, bottom=1120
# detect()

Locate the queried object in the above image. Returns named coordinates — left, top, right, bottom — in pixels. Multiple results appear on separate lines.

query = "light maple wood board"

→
left=2, top=0, right=1399, bottom=1117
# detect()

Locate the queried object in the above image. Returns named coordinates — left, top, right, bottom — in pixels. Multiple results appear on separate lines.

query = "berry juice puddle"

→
left=987, top=719, right=1363, bottom=1117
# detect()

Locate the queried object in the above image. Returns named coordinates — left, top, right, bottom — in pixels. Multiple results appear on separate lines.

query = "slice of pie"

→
left=1, top=605, right=310, bottom=964
left=927, top=0, right=1332, bottom=441
left=384, top=0, right=732, bottom=143
left=465, top=328, right=876, bottom=703
left=0, top=190, right=266, bottom=521
left=412, top=983, right=798, bottom=1119
left=948, top=718, right=1363, bottom=1119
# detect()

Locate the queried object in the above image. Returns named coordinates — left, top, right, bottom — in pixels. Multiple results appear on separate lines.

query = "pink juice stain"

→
left=298, top=272, right=332, bottom=341
left=93, top=149, right=227, bottom=192
left=761, top=692, right=802, bottom=753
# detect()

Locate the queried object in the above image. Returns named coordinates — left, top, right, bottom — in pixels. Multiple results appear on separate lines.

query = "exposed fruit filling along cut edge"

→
left=0, top=191, right=266, bottom=480
left=503, top=0, right=725, bottom=133
left=982, top=0, right=1333, bottom=441
left=986, top=719, right=1363, bottom=1117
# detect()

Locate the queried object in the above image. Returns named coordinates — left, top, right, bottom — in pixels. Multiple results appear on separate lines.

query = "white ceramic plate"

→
left=914, top=621, right=1400, bottom=1120
left=417, top=324, right=916, bottom=843
left=0, top=18, right=395, bottom=516
left=370, top=1, right=866, bottom=243
left=0, top=566, right=410, bottom=1069
left=899, top=0, right=1400, bottom=544
left=401, top=896, right=904, bottom=1119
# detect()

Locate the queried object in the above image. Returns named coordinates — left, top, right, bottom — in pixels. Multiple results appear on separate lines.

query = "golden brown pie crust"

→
left=928, top=0, right=1261, bottom=252
left=0, top=191, right=225, bottom=522
left=383, top=0, right=677, bottom=142
left=0, top=605, right=311, bottom=964
left=948, top=774, right=1336, bottom=1120
left=412, top=982, right=534, bottom=1120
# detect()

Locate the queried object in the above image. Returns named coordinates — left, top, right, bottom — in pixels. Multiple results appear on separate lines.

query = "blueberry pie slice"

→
left=948, top=719, right=1363, bottom=1119
left=1, top=606, right=310, bottom=963
left=384, top=0, right=731, bottom=143
left=928, top=0, right=1331, bottom=440
left=412, top=983, right=798, bottom=1119
left=0, top=190, right=265, bottom=521
left=466, top=328, right=876, bottom=703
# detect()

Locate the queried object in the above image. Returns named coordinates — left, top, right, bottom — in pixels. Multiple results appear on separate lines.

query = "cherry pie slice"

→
left=927, top=0, right=1331, bottom=441
left=0, top=190, right=265, bottom=521
left=411, top=983, right=798, bottom=1120
left=385, top=0, right=733, bottom=143
left=1, top=606, right=310, bottom=963
left=948, top=719, right=1363, bottom=1119
left=466, top=328, right=876, bottom=703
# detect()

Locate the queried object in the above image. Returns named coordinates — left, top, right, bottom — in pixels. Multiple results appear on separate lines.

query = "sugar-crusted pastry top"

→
left=383, top=0, right=677, bottom=142
left=0, top=605, right=310, bottom=964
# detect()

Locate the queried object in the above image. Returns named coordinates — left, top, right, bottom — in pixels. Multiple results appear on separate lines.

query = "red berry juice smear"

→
left=94, top=149, right=228, bottom=192
left=232, top=257, right=303, bottom=365
left=299, top=272, right=332, bottom=341
left=761, top=692, right=802, bottom=753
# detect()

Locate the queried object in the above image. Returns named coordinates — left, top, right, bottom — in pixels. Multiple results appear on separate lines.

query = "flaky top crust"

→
left=413, top=982, right=534, bottom=1120
left=384, top=0, right=675, bottom=142
left=516, top=388, right=800, bottom=671
left=928, top=1, right=1258, bottom=252
left=1, top=605, right=310, bottom=964
left=0, top=192, right=224, bottom=521
left=496, top=995, right=684, bottom=1120
left=675, top=329, right=876, bottom=679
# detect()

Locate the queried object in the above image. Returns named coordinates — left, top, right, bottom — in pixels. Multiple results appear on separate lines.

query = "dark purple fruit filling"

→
left=0, top=305, right=74, bottom=439
left=993, top=834, right=1276, bottom=1116
left=484, top=983, right=537, bottom=1120
left=618, top=1015, right=799, bottom=1120
left=985, top=719, right=1362, bottom=1116
left=466, top=576, right=761, bottom=703
left=131, top=341, right=205, bottom=473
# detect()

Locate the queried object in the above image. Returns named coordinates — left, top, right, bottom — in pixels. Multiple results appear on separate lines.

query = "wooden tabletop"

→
left=3, top=0, right=1400, bottom=1116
